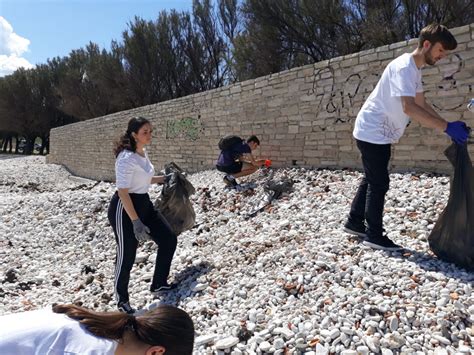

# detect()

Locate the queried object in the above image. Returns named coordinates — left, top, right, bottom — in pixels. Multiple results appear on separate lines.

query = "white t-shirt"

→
left=0, top=308, right=118, bottom=355
left=353, top=53, right=424, bottom=144
left=115, top=149, right=155, bottom=193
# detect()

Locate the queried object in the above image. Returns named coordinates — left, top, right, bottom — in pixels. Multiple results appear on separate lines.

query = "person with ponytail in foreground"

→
left=0, top=303, right=194, bottom=354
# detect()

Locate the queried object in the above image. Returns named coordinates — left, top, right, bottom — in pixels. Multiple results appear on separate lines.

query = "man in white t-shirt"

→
left=343, top=24, right=470, bottom=251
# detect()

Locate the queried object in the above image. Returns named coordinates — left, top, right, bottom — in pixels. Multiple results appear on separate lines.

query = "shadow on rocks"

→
left=349, top=236, right=473, bottom=281
left=388, top=247, right=474, bottom=282
left=0, top=154, right=25, bottom=161
left=151, top=261, right=213, bottom=306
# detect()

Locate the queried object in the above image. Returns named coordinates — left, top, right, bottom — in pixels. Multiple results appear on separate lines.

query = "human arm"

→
left=152, top=173, right=173, bottom=184
left=151, top=175, right=170, bottom=184
left=391, top=63, right=446, bottom=131
left=404, top=94, right=469, bottom=143
left=115, top=153, right=150, bottom=241
left=117, top=188, right=139, bottom=221
left=402, top=94, right=447, bottom=132
left=414, top=92, right=445, bottom=121
left=240, top=153, right=266, bottom=167
left=117, top=189, right=150, bottom=241
left=416, top=96, right=471, bottom=138
left=118, top=189, right=150, bottom=241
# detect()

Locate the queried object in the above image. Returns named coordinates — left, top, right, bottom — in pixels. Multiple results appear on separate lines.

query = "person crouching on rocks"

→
left=216, top=135, right=268, bottom=188
left=108, top=116, right=178, bottom=315
left=0, top=303, right=194, bottom=354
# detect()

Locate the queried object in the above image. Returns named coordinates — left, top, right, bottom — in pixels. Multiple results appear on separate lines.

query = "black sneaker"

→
left=343, top=221, right=367, bottom=238
left=363, top=235, right=402, bottom=251
left=118, top=301, right=136, bottom=314
left=150, top=282, right=178, bottom=293
left=223, top=175, right=238, bottom=187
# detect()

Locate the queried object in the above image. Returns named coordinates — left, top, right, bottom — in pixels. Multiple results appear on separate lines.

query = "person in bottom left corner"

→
left=108, top=116, right=178, bottom=315
left=0, top=303, right=195, bottom=354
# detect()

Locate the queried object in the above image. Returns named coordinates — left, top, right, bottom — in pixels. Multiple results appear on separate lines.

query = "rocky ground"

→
left=0, top=154, right=472, bottom=354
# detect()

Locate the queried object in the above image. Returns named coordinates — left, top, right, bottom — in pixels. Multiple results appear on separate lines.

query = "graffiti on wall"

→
left=307, top=65, right=380, bottom=127
left=165, top=99, right=209, bottom=140
left=423, top=54, right=473, bottom=111
left=306, top=52, right=472, bottom=129
left=166, top=115, right=204, bottom=141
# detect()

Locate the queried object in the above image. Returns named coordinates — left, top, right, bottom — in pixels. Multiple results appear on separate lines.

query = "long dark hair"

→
left=114, top=116, right=151, bottom=157
left=52, top=304, right=194, bottom=355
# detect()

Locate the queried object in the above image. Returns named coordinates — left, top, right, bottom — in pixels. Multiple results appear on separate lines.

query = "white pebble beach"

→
left=0, top=155, right=473, bottom=354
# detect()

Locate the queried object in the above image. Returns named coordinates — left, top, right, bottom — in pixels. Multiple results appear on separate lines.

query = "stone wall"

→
left=48, top=24, right=474, bottom=181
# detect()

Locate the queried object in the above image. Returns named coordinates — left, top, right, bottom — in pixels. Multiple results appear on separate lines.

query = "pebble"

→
left=329, top=328, right=341, bottom=339
left=215, top=336, right=239, bottom=350
left=191, top=282, right=208, bottom=292
left=195, top=334, right=218, bottom=346
left=0, top=156, right=473, bottom=354
left=433, top=335, right=451, bottom=345
left=273, top=337, right=285, bottom=349
left=259, top=341, right=271, bottom=352
left=356, top=345, right=369, bottom=355
left=315, top=343, right=329, bottom=354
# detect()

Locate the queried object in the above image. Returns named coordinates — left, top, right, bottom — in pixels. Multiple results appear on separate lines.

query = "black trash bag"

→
left=428, top=143, right=474, bottom=270
left=264, top=178, right=294, bottom=200
left=246, top=178, right=295, bottom=219
left=154, top=162, right=196, bottom=236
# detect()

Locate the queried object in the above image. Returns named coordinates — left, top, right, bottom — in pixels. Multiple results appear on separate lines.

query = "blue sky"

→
left=0, top=0, right=192, bottom=76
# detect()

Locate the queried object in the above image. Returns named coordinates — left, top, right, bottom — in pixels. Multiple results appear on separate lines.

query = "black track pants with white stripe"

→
left=107, top=192, right=177, bottom=304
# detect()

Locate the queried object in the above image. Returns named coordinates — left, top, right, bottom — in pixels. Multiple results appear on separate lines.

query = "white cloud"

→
left=0, top=16, right=34, bottom=76
left=0, top=55, right=34, bottom=76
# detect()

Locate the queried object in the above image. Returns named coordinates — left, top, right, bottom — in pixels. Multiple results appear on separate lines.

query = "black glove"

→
left=132, top=219, right=151, bottom=242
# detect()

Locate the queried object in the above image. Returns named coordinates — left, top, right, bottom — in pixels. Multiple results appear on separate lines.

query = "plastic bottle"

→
left=468, top=98, right=474, bottom=113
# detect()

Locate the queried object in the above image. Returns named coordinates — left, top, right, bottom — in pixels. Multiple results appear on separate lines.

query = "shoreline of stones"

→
left=0, top=155, right=472, bottom=354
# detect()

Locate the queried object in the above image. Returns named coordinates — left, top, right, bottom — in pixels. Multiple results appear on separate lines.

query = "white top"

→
left=0, top=308, right=118, bottom=355
left=115, top=149, right=155, bottom=193
left=353, top=53, right=424, bottom=144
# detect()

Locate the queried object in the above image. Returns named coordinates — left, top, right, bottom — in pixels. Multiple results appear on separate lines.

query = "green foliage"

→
left=0, top=0, right=472, bottom=154
left=233, top=0, right=474, bottom=78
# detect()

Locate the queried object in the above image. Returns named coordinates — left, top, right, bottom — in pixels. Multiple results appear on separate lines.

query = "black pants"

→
left=108, top=192, right=177, bottom=304
left=348, top=140, right=391, bottom=238
left=216, top=161, right=243, bottom=174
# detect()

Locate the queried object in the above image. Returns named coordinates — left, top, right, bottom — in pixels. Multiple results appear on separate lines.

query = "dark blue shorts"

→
left=216, top=162, right=243, bottom=174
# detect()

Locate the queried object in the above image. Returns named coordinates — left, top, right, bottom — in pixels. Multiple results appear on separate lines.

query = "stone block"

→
left=450, top=25, right=470, bottom=35
left=359, top=53, right=378, bottom=63
left=49, top=24, right=472, bottom=178
left=378, top=51, right=394, bottom=60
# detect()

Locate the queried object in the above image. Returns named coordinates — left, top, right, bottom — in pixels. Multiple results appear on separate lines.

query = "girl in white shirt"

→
left=108, top=117, right=177, bottom=314
left=0, top=303, right=194, bottom=355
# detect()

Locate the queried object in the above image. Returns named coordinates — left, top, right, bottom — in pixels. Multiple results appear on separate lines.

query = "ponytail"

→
left=52, top=304, right=130, bottom=339
left=53, top=303, right=195, bottom=355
